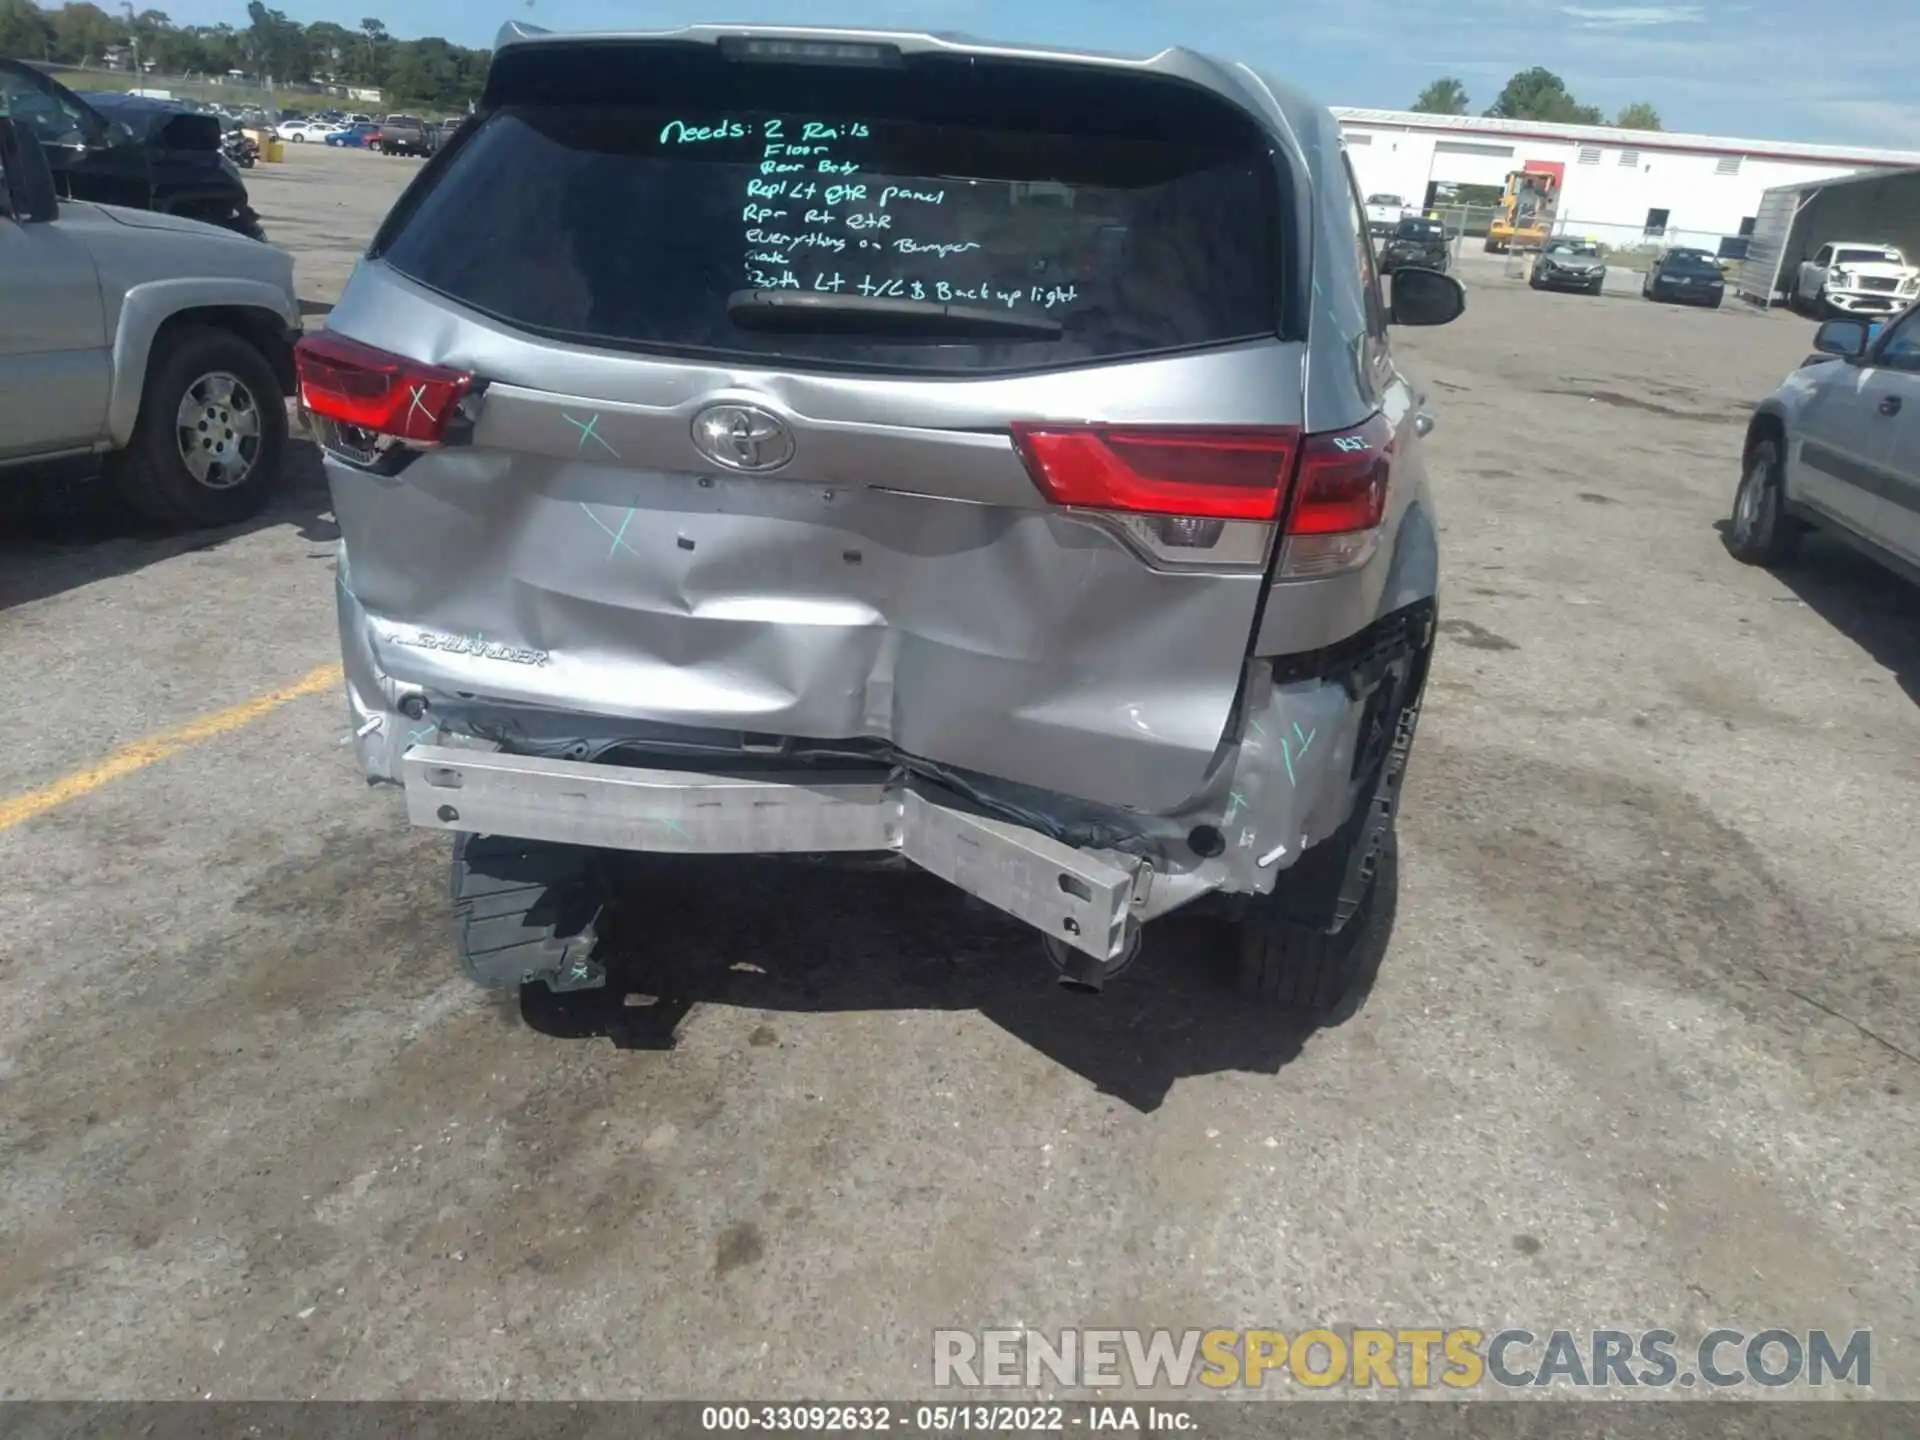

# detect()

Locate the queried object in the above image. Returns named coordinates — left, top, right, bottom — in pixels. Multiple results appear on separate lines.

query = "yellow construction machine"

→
left=1484, top=166, right=1563, bottom=254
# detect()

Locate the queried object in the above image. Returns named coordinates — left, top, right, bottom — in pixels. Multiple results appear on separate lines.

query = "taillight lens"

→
left=1278, top=414, right=1395, bottom=580
left=294, top=331, right=471, bottom=448
left=1289, top=416, right=1394, bottom=534
left=1010, top=416, right=1398, bottom=578
left=1009, top=425, right=1299, bottom=522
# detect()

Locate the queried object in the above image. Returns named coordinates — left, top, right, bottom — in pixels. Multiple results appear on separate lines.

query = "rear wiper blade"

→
left=725, top=290, right=1063, bottom=341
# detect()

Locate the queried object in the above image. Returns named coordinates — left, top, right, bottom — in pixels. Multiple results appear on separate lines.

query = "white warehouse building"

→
left=1333, top=108, right=1920, bottom=251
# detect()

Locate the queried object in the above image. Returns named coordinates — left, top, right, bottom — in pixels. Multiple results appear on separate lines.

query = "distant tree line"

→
left=1411, top=70, right=1663, bottom=131
left=0, top=0, right=489, bottom=111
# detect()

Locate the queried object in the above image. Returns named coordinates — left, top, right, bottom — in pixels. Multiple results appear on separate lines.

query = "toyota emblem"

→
left=689, top=402, right=796, bottom=473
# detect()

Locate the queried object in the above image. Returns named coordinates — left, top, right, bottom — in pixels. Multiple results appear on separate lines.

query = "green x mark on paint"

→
left=579, top=503, right=642, bottom=558
left=564, top=411, right=619, bottom=459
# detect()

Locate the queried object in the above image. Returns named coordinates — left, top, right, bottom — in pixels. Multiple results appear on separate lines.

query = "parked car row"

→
left=1518, top=236, right=1916, bottom=321
left=280, top=114, right=451, bottom=156
left=1517, top=241, right=1734, bottom=309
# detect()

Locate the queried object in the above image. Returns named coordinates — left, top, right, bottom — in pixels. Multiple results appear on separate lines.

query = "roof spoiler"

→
left=494, top=19, right=550, bottom=50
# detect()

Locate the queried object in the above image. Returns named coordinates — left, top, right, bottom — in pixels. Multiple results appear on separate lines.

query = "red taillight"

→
left=1011, top=415, right=1396, bottom=578
left=293, top=331, right=471, bottom=445
left=1287, top=414, right=1395, bottom=535
left=1009, top=425, right=1300, bottom=521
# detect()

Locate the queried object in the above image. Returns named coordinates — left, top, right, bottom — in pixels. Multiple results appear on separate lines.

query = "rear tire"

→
left=1727, top=437, right=1801, bottom=567
left=1227, top=634, right=1425, bottom=1020
left=1232, top=831, right=1395, bottom=1017
left=450, top=833, right=606, bottom=991
left=107, top=324, right=287, bottom=529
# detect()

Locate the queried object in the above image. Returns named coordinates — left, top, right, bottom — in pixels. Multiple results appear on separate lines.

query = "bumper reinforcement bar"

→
left=402, top=745, right=1142, bottom=962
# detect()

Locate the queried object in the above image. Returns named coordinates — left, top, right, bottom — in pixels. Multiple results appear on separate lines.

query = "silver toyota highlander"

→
left=297, top=25, right=1465, bottom=1014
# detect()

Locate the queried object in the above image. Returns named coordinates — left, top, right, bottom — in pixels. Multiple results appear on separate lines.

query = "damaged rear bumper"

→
left=337, top=562, right=1433, bottom=964
left=404, top=744, right=1148, bottom=962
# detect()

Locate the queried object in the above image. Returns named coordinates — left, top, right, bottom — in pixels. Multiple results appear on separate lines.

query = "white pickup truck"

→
left=1793, top=241, right=1920, bottom=319
left=1365, top=193, right=1411, bottom=238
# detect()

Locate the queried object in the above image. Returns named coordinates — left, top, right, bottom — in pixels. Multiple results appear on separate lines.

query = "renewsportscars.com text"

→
left=933, top=1328, right=1872, bottom=1391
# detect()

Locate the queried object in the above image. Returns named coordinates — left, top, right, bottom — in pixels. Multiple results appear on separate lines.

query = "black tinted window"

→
left=0, top=67, right=90, bottom=144
left=1879, top=309, right=1920, bottom=372
left=380, top=101, right=1278, bottom=374
left=1665, top=251, right=1719, bottom=272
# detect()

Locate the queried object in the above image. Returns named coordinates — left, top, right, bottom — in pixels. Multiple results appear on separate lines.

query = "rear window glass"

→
left=378, top=98, right=1280, bottom=374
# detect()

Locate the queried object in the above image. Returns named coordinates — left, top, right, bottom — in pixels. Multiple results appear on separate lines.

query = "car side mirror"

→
left=1812, top=318, right=1869, bottom=359
left=0, top=119, right=59, bottom=223
left=1388, top=267, right=1466, bottom=327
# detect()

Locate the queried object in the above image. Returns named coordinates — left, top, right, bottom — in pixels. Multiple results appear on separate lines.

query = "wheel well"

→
left=150, top=306, right=296, bottom=395
left=1744, top=411, right=1784, bottom=465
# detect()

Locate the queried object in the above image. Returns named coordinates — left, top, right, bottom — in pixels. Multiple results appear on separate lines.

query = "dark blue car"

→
left=1642, top=248, right=1727, bottom=309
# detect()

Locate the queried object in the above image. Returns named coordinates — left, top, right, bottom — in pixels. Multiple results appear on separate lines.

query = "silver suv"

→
left=1731, top=305, right=1920, bottom=582
left=298, top=26, right=1464, bottom=1012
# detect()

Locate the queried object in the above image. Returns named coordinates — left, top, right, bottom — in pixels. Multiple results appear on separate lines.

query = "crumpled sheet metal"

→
left=326, top=446, right=1275, bottom=816
left=1205, top=673, right=1364, bottom=894
left=340, top=551, right=1365, bottom=908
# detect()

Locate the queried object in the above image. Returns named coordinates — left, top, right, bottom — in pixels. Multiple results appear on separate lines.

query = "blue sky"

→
left=164, top=0, right=1920, bottom=150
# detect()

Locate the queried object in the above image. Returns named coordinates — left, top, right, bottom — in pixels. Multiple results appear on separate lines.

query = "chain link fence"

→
left=35, top=62, right=281, bottom=113
left=1421, top=204, right=1503, bottom=243
left=1412, top=205, right=1744, bottom=272
left=1548, top=217, right=1739, bottom=272
left=31, top=61, right=391, bottom=122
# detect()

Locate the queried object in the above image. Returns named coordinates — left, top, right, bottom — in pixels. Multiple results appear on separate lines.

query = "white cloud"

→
left=1560, top=4, right=1707, bottom=25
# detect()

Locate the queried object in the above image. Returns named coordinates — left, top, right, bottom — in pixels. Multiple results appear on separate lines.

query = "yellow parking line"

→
left=0, top=663, right=343, bottom=835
